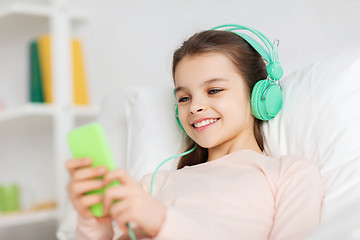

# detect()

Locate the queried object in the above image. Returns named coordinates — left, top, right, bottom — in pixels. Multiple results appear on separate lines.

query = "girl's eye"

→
left=208, top=89, right=222, bottom=95
left=179, top=96, right=190, bottom=103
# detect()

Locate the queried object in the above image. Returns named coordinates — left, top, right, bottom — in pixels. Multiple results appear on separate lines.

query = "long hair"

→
left=172, top=30, right=267, bottom=169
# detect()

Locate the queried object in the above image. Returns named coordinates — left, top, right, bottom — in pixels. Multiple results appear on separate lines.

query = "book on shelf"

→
left=29, top=34, right=89, bottom=105
left=72, top=38, right=89, bottom=105
left=29, top=40, right=45, bottom=103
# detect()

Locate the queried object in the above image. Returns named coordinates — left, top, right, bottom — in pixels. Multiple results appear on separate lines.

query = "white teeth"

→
left=194, top=119, right=218, bottom=128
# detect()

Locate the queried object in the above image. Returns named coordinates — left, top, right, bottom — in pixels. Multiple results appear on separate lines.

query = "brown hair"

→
left=172, top=30, right=267, bottom=169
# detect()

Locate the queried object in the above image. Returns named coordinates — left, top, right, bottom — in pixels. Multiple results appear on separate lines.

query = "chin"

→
left=186, top=131, right=220, bottom=149
left=194, top=140, right=218, bottom=149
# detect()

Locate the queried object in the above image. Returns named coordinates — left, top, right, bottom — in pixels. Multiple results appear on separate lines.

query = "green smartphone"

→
left=67, top=122, right=120, bottom=217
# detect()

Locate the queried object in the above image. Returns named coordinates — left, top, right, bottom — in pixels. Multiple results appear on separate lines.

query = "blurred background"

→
left=0, top=0, right=359, bottom=239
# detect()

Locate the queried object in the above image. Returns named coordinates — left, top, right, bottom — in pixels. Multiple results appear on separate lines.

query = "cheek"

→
left=178, top=107, right=195, bottom=137
left=218, top=95, right=251, bottom=120
left=178, top=106, right=188, bottom=125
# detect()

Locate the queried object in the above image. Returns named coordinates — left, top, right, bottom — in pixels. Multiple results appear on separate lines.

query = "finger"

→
left=118, top=233, right=131, bottom=240
left=113, top=211, right=134, bottom=234
left=65, top=158, right=92, bottom=175
left=110, top=198, right=131, bottom=218
left=73, top=166, right=107, bottom=181
left=73, top=194, right=103, bottom=219
left=81, top=209, right=96, bottom=219
left=96, top=216, right=112, bottom=224
left=69, top=179, right=104, bottom=197
left=118, top=227, right=147, bottom=240
left=132, top=227, right=151, bottom=239
left=103, top=168, right=134, bottom=186
left=103, top=185, right=128, bottom=214
left=78, top=194, right=103, bottom=209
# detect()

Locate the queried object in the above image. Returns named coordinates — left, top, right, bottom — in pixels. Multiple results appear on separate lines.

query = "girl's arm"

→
left=103, top=169, right=166, bottom=238
left=269, top=157, right=325, bottom=240
left=109, top=172, right=232, bottom=240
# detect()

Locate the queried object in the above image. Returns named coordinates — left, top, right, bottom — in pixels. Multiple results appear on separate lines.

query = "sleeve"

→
left=269, top=156, right=325, bottom=240
left=153, top=207, right=228, bottom=240
left=75, top=216, right=114, bottom=240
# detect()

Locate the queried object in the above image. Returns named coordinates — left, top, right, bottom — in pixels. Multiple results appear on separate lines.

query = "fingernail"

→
left=97, top=167, right=106, bottom=173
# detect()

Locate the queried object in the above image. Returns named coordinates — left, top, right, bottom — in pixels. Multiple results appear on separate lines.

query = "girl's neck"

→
left=207, top=132, right=262, bottom=162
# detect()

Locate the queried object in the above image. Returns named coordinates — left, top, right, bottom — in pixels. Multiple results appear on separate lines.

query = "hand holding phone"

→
left=67, top=122, right=120, bottom=217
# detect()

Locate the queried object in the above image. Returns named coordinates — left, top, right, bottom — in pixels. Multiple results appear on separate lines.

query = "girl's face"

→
left=174, top=52, right=255, bottom=152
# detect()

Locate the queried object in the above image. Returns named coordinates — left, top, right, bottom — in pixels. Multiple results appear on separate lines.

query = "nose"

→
left=189, top=99, right=206, bottom=114
left=190, top=107, right=203, bottom=114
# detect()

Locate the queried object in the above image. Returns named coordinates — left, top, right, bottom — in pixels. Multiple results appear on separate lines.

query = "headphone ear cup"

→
left=174, top=104, right=186, bottom=133
left=251, top=79, right=283, bottom=120
left=251, top=80, right=263, bottom=120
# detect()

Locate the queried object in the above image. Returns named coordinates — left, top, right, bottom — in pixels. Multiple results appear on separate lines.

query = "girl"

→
left=66, top=28, right=324, bottom=240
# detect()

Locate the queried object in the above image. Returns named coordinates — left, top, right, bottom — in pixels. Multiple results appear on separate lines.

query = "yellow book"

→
left=72, top=39, right=89, bottom=105
left=37, top=35, right=89, bottom=105
left=37, top=34, right=53, bottom=103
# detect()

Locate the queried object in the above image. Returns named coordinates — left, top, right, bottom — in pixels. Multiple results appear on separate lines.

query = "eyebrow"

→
left=174, top=78, right=228, bottom=94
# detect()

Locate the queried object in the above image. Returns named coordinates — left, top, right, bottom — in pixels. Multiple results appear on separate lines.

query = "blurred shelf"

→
left=0, top=103, right=54, bottom=122
left=0, top=2, right=52, bottom=18
left=69, top=104, right=100, bottom=118
left=0, top=1, right=89, bottom=20
left=0, top=103, right=99, bottom=133
left=0, top=103, right=99, bottom=121
left=0, top=209, right=58, bottom=228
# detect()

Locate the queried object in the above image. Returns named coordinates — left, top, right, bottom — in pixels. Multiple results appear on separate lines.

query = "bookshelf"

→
left=0, top=0, right=95, bottom=237
left=0, top=104, right=99, bottom=132
left=0, top=1, right=88, bottom=19
left=0, top=209, right=58, bottom=228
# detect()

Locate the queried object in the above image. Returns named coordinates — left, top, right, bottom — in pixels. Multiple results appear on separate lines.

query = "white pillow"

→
left=263, top=47, right=360, bottom=225
left=124, top=85, right=184, bottom=181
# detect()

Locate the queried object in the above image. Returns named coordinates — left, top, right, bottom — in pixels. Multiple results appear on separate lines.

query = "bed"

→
left=57, top=46, right=360, bottom=239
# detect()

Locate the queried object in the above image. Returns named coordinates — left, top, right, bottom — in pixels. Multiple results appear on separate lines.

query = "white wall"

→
left=72, top=0, right=360, bottom=105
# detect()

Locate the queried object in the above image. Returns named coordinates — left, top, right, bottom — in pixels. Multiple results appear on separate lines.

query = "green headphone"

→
left=174, top=24, right=284, bottom=132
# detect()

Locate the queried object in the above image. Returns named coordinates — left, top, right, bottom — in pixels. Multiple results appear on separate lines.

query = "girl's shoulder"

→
left=237, top=151, right=322, bottom=185
left=273, top=154, right=323, bottom=185
left=221, top=149, right=319, bottom=174
left=276, top=154, right=320, bottom=172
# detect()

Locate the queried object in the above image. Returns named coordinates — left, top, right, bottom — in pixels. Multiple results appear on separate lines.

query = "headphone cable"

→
left=150, top=144, right=197, bottom=196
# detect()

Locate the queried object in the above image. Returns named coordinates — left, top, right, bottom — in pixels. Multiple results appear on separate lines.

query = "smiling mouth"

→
left=193, top=118, right=220, bottom=128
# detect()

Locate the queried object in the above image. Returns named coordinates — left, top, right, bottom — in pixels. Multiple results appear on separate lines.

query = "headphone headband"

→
left=211, top=24, right=283, bottom=80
